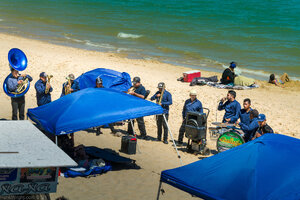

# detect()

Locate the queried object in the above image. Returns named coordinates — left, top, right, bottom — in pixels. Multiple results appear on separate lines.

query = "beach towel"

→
left=206, top=82, right=259, bottom=90
left=63, top=164, right=112, bottom=178
left=234, top=75, right=256, bottom=86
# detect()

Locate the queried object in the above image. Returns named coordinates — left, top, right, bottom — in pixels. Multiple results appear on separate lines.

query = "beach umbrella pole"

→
left=163, top=114, right=183, bottom=165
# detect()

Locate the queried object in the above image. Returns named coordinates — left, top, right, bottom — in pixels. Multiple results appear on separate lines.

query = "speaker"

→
left=185, top=111, right=207, bottom=140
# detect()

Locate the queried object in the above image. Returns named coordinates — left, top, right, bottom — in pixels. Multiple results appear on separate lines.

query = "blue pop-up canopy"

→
left=27, top=88, right=163, bottom=135
left=160, top=134, right=300, bottom=200
left=75, top=68, right=132, bottom=92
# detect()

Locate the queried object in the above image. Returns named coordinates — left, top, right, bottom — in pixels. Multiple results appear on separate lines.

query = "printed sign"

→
left=20, top=168, right=56, bottom=183
left=217, top=131, right=245, bottom=152
left=0, top=169, right=18, bottom=182
left=0, top=168, right=58, bottom=196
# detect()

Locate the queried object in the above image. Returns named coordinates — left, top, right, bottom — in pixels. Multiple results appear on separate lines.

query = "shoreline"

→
left=1, top=28, right=299, bottom=82
left=0, top=32, right=300, bottom=200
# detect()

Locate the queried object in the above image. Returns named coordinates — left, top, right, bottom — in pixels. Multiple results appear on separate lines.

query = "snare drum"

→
left=217, top=131, right=245, bottom=153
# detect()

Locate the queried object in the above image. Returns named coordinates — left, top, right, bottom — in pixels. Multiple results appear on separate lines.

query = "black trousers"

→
left=97, top=124, right=116, bottom=133
left=128, top=117, right=147, bottom=136
left=11, top=97, right=25, bottom=120
left=156, top=114, right=169, bottom=141
left=178, top=119, right=186, bottom=143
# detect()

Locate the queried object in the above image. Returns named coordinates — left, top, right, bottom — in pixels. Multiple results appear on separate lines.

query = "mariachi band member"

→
left=177, top=90, right=203, bottom=146
left=35, top=72, right=53, bottom=106
left=95, top=77, right=117, bottom=135
left=218, top=90, right=241, bottom=124
left=60, top=74, right=80, bottom=97
left=150, top=82, right=172, bottom=144
left=127, top=77, right=148, bottom=139
left=7, top=68, right=33, bottom=120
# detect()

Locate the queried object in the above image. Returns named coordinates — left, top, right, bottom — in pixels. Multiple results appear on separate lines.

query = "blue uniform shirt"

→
left=7, top=74, right=33, bottom=93
left=239, top=118, right=259, bottom=142
left=150, top=90, right=172, bottom=114
left=61, top=81, right=80, bottom=97
left=218, top=100, right=241, bottom=123
left=134, top=84, right=146, bottom=96
left=35, top=79, right=53, bottom=106
left=182, top=98, right=203, bottom=119
left=239, top=108, right=252, bottom=125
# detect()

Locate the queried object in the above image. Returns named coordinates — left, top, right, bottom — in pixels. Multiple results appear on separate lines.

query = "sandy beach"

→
left=0, top=33, right=300, bottom=200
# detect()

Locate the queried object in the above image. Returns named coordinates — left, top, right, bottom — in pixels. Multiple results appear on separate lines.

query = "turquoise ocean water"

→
left=0, top=0, right=299, bottom=80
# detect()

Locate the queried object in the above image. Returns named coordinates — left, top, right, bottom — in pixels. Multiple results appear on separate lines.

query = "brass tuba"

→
left=3, top=48, right=30, bottom=97
left=45, top=75, right=53, bottom=94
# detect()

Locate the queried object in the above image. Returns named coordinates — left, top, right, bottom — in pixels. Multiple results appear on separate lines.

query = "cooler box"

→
left=183, top=70, right=201, bottom=82
left=120, top=136, right=137, bottom=155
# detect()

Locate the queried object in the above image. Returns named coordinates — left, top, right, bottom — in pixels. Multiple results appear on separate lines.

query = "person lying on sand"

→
left=269, top=73, right=290, bottom=87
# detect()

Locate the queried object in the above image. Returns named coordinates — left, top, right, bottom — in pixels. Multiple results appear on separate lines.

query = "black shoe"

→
left=156, top=137, right=161, bottom=141
left=163, top=140, right=168, bottom=144
left=96, top=128, right=103, bottom=136
left=175, top=141, right=183, bottom=147
left=141, top=135, right=149, bottom=140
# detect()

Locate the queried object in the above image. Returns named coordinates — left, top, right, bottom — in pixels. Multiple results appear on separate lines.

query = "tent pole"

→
left=130, top=119, right=136, bottom=136
left=163, top=114, right=183, bottom=165
left=130, top=119, right=141, bottom=153
left=55, top=136, right=58, bottom=145
left=156, top=181, right=162, bottom=200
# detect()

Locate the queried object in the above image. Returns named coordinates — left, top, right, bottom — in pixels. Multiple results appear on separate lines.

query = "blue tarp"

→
left=75, top=68, right=132, bottom=92
left=161, top=134, right=300, bottom=200
left=27, top=88, right=163, bottom=135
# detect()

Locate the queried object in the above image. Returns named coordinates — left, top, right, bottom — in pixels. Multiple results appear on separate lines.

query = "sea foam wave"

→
left=117, top=32, right=142, bottom=39
left=0, top=19, right=4, bottom=22
left=63, top=34, right=115, bottom=49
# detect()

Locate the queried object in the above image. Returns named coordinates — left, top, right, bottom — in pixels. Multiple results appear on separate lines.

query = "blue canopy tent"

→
left=75, top=68, right=132, bottom=92
left=159, top=134, right=300, bottom=200
left=27, top=88, right=182, bottom=162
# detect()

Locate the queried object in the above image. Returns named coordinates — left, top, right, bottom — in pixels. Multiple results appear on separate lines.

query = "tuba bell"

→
left=3, top=48, right=31, bottom=98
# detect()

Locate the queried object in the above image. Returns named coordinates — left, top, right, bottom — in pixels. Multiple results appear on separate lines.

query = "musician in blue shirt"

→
left=35, top=72, right=52, bottom=106
left=239, top=109, right=260, bottom=142
left=177, top=90, right=203, bottom=146
left=127, top=77, right=148, bottom=139
left=7, top=69, right=33, bottom=120
left=151, top=82, right=172, bottom=144
left=60, top=74, right=80, bottom=97
left=239, top=98, right=252, bottom=125
left=218, top=90, right=241, bottom=123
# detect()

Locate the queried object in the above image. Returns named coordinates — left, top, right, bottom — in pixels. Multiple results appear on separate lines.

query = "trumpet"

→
left=128, top=86, right=136, bottom=93
left=64, top=78, right=72, bottom=95
left=45, top=75, right=53, bottom=94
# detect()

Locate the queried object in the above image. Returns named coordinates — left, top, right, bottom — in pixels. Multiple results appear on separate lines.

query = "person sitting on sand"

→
left=269, top=73, right=290, bottom=86
left=177, top=90, right=203, bottom=146
left=218, top=90, right=241, bottom=124
left=238, top=98, right=252, bottom=125
left=238, top=109, right=259, bottom=142
left=221, top=62, right=237, bottom=85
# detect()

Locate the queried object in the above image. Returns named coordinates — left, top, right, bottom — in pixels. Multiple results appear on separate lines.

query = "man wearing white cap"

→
left=60, top=74, right=80, bottom=97
left=177, top=90, right=203, bottom=146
